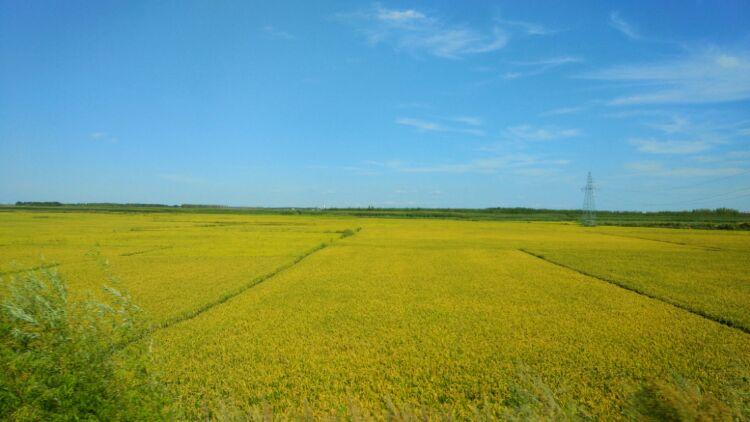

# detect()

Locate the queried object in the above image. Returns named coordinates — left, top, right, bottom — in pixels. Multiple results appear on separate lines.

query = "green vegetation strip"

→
left=4, top=205, right=750, bottom=230
left=518, top=248, right=750, bottom=335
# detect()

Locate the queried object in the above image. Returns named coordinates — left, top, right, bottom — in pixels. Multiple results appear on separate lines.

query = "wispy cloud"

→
left=396, top=117, right=442, bottom=132
left=540, top=106, right=585, bottom=116
left=396, top=101, right=432, bottom=109
left=609, top=11, right=640, bottom=40
left=338, top=4, right=509, bottom=58
left=376, top=8, right=425, bottom=23
left=502, top=124, right=580, bottom=142
left=261, top=25, right=294, bottom=40
left=629, top=138, right=713, bottom=154
left=494, top=18, right=554, bottom=36
left=396, top=117, right=485, bottom=136
left=371, top=154, right=569, bottom=174
left=648, top=115, right=690, bottom=134
left=510, top=57, right=581, bottom=67
left=693, top=150, right=750, bottom=165
left=451, top=116, right=482, bottom=126
left=626, top=161, right=745, bottom=177
left=612, top=112, right=748, bottom=159
left=502, top=56, right=582, bottom=79
left=583, top=48, right=750, bottom=104
left=90, top=132, right=118, bottom=143
left=158, top=173, right=201, bottom=184
left=609, top=110, right=744, bottom=140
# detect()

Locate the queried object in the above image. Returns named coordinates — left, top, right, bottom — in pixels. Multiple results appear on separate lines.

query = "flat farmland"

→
left=2, top=211, right=749, bottom=418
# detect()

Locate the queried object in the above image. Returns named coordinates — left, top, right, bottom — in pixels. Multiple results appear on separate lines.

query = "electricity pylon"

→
left=581, top=172, right=596, bottom=226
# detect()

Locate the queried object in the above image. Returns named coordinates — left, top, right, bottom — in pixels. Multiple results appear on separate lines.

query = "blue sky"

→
left=1, top=1, right=749, bottom=210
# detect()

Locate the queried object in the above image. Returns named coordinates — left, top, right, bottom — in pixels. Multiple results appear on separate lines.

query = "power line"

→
left=595, top=185, right=750, bottom=210
left=643, top=186, right=750, bottom=207
left=651, top=192, right=750, bottom=208
left=600, top=168, right=750, bottom=194
left=668, top=169, right=750, bottom=191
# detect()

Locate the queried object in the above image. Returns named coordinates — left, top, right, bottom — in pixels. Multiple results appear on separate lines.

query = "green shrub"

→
left=0, top=268, right=172, bottom=421
left=339, top=227, right=361, bottom=238
left=628, top=377, right=735, bottom=421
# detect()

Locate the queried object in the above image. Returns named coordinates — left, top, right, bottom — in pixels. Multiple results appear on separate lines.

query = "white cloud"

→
left=503, top=124, right=580, bottom=142
left=376, top=8, right=426, bottom=24
left=339, top=5, right=509, bottom=58
left=648, top=115, right=690, bottom=134
left=396, top=117, right=443, bottom=132
left=609, top=11, right=640, bottom=40
left=494, top=18, right=554, bottom=36
left=396, top=101, right=432, bottom=109
left=451, top=116, right=482, bottom=126
left=612, top=112, right=747, bottom=158
left=693, top=150, right=750, bottom=164
left=664, top=167, right=745, bottom=177
left=626, top=161, right=664, bottom=174
left=513, top=167, right=562, bottom=177
left=261, top=25, right=294, bottom=40
left=629, top=138, right=713, bottom=154
left=502, top=56, right=582, bottom=79
left=583, top=48, right=750, bottom=104
left=626, top=161, right=745, bottom=177
left=90, top=132, right=118, bottom=143
left=540, top=106, right=585, bottom=116
left=396, top=117, right=485, bottom=136
left=158, top=173, right=200, bottom=184
left=393, top=188, right=412, bottom=194
left=510, top=57, right=581, bottom=67
left=389, top=154, right=569, bottom=174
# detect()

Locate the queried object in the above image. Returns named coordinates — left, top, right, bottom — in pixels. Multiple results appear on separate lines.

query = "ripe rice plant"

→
left=1, top=211, right=749, bottom=419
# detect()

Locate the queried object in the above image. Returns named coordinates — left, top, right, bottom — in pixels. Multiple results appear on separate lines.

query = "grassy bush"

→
left=628, top=377, right=736, bottom=421
left=339, top=227, right=361, bottom=238
left=0, top=268, right=172, bottom=421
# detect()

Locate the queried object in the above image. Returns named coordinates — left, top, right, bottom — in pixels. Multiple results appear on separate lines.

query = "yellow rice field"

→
left=2, top=211, right=749, bottom=418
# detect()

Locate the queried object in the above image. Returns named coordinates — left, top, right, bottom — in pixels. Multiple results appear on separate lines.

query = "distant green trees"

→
left=14, top=201, right=63, bottom=206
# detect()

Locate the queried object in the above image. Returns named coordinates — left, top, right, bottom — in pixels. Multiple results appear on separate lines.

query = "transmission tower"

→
left=581, top=172, right=596, bottom=226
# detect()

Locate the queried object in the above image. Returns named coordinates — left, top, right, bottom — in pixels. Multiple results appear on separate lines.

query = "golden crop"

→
left=2, top=211, right=749, bottom=418
left=0, top=211, right=352, bottom=322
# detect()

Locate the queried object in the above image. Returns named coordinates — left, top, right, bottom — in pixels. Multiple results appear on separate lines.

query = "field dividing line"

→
left=0, top=257, right=113, bottom=277
left=517, top=248, right=749, bottom=335
left=120, top=245, right=174, bottom=257
left=0, top=262, right=61, bottom=277
left=153, top=227, right=362, bottom=332
left=0, top=247, right=174, bottom=277
left=591, top=232, right=722, bottom=251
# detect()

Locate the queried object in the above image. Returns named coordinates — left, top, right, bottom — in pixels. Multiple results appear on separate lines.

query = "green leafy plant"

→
left=0, top=268, right=172, bottom=421
left=628, top=377, right=735, bottom=421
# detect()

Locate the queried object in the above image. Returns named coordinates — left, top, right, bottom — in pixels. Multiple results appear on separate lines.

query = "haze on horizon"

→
left=1, top=1, right=749, bottom=211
